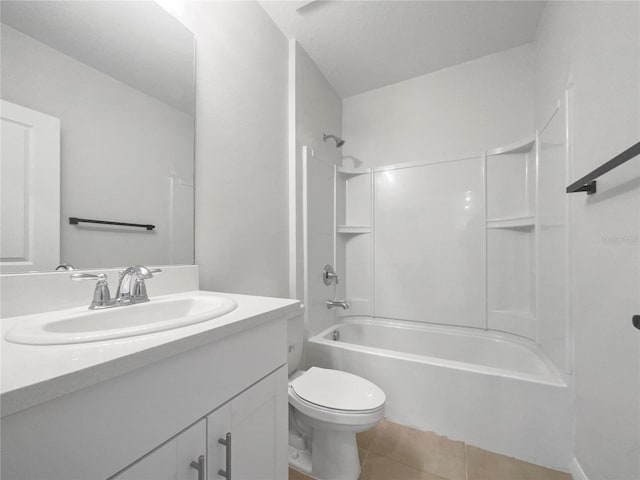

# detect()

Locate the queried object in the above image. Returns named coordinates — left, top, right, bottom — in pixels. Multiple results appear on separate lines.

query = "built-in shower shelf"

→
left=336, top=166, right=371, bottom=177
left=486, top=215, right=535, bottom=229
left=487, top=136, right=535, bottom=156
left=337, top=225, right=371, bottom=234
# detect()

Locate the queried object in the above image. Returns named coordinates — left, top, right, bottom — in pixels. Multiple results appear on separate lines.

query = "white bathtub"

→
left=305, top=317, right=572, bottom=471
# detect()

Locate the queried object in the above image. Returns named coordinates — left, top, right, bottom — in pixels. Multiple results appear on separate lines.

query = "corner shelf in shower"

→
left=486, top=215, right=535, bottom=229
left=337, top=225, right=371, bottom=234
left=486, top=136, right=537, bottom=340
left=486, top=136, right=535, bottom=156
left=336, top=166, right=371, bottom=178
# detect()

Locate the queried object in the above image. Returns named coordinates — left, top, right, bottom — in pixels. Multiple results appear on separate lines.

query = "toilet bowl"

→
left=288, top=367, right=385, bottom=480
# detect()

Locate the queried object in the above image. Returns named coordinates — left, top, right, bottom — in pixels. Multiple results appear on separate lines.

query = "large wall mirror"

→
left=0, top=1, right=195, bottom=273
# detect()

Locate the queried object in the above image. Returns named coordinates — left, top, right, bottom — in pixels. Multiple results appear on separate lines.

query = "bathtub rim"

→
left=308, top=316, right=567, bottom=388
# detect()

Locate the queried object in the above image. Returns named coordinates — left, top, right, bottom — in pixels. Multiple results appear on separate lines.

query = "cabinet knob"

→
left=190, top=455, right=205, bottom=480
left=218, top=432, right=232, bottom=479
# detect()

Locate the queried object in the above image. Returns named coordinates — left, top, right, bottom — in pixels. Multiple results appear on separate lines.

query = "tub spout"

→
left=326, top=299, right=349, bottom=310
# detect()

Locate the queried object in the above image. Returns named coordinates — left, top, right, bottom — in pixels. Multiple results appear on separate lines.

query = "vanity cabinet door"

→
left=112, top=419, right=206, bottom=480
left=207, top=366, right=288, bottom=480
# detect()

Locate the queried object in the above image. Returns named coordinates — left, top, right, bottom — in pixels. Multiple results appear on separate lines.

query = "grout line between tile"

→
left=361, top=448, right=371, bottom=466
left=464, top=443, right=469, bottom=480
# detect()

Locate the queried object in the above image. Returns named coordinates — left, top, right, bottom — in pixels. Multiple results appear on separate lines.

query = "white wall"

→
left=1, top=25, right=194, bottom=269
left=535, top=2, right=640, bottom=479
left=290, top=42, right=342, bottom=334
left=181, top=2, right=290, bottom=298
left=294, top=43, right=343, bottom=165
left=342, top=44, right=535, bottom=168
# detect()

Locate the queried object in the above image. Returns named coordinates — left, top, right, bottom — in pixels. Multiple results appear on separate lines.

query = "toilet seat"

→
left=288, top=367, right=385, bottom=426
left=291, top=367, right=385, bottom=411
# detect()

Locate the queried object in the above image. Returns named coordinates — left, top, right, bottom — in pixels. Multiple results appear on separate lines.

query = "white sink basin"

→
left=5, top=292, right=238, bottom=345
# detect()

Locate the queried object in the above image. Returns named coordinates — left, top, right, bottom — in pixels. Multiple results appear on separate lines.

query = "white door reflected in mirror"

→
left=1, top=100, right=60, bottom=273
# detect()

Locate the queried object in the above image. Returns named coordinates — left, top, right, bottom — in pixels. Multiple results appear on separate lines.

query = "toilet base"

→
left=289, top=445, right=313, bottom=477
left=311, top=428, right=361, bottom=480
left=288, top=430, right=361, bottom=480
left=289, top=410, right=364, bottom=480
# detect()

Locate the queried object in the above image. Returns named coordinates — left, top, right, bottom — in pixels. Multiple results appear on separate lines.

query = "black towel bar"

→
left=69, top=217, right=155, bottom=230
left=566, top=141, right=640, bottom=195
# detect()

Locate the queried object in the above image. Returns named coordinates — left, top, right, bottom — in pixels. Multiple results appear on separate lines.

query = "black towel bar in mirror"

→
left=69, top=217, right=155, bottom=230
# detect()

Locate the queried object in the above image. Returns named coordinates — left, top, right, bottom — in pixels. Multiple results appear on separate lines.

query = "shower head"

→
left=323, top=133, right=345, bottom=148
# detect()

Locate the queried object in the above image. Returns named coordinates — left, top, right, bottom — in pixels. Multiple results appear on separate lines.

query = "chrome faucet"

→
left=71, top=265, right=161, bottom=310
left=115, top=265, right=161, bottom=305
left=326, top=299, right=349, bottom=310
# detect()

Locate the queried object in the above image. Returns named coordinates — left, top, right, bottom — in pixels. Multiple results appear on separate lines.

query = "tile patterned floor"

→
left=289, top=420, right=572, bottom=480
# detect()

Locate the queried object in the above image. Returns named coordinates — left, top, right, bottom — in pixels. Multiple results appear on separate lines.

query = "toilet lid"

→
left=290, top=367, right=385, bottom=411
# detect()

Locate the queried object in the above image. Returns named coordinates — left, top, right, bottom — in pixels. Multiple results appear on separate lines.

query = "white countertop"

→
left=1, top=290, right=301, bottom=417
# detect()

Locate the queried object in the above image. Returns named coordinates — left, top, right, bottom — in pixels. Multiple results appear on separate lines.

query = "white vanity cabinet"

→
left=1, top=310, right=294, bottom=480
left=112, top=420, right=206, bottom=480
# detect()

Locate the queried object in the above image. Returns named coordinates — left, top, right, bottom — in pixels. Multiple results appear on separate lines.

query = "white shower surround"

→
left=330, top=101, right=569, bottom=367
left=306, top=317, right=572, bottom=471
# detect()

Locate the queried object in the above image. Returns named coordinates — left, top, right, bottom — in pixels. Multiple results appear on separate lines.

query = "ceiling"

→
left=260, top=0, right=546, bottom=98
left=1, top=1, right=195, bottom=113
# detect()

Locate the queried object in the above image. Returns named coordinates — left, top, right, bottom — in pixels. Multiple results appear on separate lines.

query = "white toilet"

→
left=287, top=317, right=385, bottom=480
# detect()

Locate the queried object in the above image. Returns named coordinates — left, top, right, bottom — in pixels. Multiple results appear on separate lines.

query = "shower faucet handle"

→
left=322, top=265, right=339, bottom=285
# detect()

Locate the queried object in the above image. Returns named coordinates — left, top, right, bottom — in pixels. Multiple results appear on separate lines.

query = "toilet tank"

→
left=287, top=314, right=304, bottom=375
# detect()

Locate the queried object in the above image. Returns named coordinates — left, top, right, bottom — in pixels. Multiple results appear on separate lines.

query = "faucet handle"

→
left=71, top=273, right=112, bottom=309
left=322, top=265, right=339, bottom=285
left=71, top=272, right=107, bottom=284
